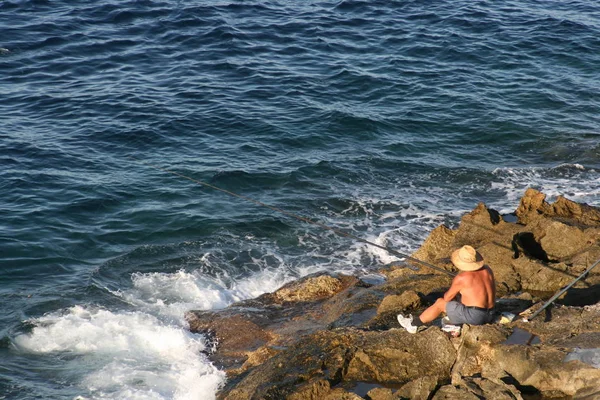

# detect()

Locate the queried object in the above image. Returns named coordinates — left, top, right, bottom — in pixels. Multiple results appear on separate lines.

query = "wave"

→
left=13, top=305, right=225, bottom=400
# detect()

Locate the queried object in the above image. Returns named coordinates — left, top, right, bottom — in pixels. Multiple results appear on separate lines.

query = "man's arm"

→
left=443, top=274, right=465, bottom=302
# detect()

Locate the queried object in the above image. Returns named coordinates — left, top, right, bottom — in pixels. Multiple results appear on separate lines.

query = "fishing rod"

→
left=524, top=255, right=600, bottom=322
left=130, top=157, right=456, bottom=277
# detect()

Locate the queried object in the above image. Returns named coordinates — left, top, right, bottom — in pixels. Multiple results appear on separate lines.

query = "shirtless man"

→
left=397, top=245, right=496, bottom=333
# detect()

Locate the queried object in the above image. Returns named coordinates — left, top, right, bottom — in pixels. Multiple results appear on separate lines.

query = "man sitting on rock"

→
left=397, top=245, right=496, bottom=333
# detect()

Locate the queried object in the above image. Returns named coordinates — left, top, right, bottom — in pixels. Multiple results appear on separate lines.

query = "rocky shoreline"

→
left=187, top=189, right=600, bottom=399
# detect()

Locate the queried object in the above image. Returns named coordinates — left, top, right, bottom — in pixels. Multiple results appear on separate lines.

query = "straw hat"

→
left=451, top=245, right=484, bottom=271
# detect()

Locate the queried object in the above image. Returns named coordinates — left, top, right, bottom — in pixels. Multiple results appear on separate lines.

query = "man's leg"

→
left=398, top=297, right=449, bottom=333
left=418, top=297, right=447, bottom=324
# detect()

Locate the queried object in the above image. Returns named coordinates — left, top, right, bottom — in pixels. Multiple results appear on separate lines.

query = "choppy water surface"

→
left=1, top=0, right=599, bottom=398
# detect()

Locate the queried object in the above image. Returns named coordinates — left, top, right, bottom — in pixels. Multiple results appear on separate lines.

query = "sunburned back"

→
left=458, top=266, right=496, bottom=309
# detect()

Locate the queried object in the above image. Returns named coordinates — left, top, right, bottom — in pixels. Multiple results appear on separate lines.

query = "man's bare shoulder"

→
left=480, top=265, right=495, bottom=277
left=453, top=272, right=473, bottom=284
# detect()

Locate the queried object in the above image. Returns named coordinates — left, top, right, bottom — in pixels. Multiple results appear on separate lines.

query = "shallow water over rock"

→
left=504, top=327, right=542, bottom=345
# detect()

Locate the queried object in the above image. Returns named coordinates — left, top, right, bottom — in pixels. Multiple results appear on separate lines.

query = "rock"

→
left=513, top=303, right=600, bottom=345
left=218, top=327, right=456, bottom=399
left=451, top=325, right=510, bottom=384
left=286, top=379, right=331, bottom=400
left=453, top=203, right=505, bottom=249
left=511, top=257, right=572, bottom=292
left=484, top=344, right=600, bottom=397
left=410, top=225, right=456, bottom=273
left=431, top=384, right=480, bottom=399
left=344, top=328, right=455, bottom=384
left=537, top=220, right=588, bottom=261
left=552, top=194, right=600, bottom=226
left=186, top=307, right=276, bottom=371
left=378, top=273, right=451, bottom=296
left=322, top=287, right=384, bottom=329
left=515, top=188, right=553, bottom=224
left=458, top=377, right=523, bottom=400
left=271, top=273, right=358, bottom=303
left=187, top=273, right=364, bottom=373
left=323, top=389, right=364, bottom=400
left=477, top=242, right=521, bottom=295
left=376, top=291, right=421, bottom=315
left=393, top=375, right=439, bottom=399
left=218, top=329, right=354, bottom=400
left=410, top=188, right=600, bottom=299
left=365, top=387, right=394, bottom=400
left=516, top=188, right=600, bottom=227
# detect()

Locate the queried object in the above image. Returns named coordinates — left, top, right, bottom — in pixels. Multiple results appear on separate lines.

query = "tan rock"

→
left=551, top=194, right=600, bottom=226
left=394, top=375, right=439, bottom=400
left=190, top=189, right=600, bottom=400
left=344, top=328, right=456, bottom=383
left=219, top=329, right=355, bottom=400
left=477, top=242, right=521, bottom=295
left=322, top=287, right=383, bottom=329
left=377, top=291, right=421, bottom=315
left=451, top=324, right=510, bottom=384
left=458, top=377, right=523, bottom=400
left=515, top=188, right=552, bottom=224
left=516, top=188, right=600, bottom=227
left=431, top=384, right=480, bottom=399
left=274, top=273, right=355, bottom=303
left=323, top=388, right=363, bottom=400
left=382, top=266, right=429, bottom=279
left=186, top=310, right=276, bottom=371
left=365, top=387, right=394, bottom=400
left=511, top=257, right=571, bottom=292
left=231, top=345, right=281, bottom=376
left=286, top=379, right=331, bottom=400
left=410, top=225, right=456, bottom=272
left=454, top=203, right=505, bottom=249
left=486, top=344, right=600, bottom=397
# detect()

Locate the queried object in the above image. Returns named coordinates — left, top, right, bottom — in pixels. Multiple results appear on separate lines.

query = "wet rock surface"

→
left=186, top=190, right=600, bottom=399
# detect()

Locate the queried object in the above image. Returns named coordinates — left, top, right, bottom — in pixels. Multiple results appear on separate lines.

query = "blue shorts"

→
left=446, top=301, right=495, bottom=325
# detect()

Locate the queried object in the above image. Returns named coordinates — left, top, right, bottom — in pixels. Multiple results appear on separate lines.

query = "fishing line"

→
left=130, top=157, right=456, bottom=277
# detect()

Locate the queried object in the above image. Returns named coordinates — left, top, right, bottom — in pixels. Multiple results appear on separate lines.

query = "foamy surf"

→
left=115, top=267, right=295, bottom=321
left=13, top=305, right=225, bottom=400
left=12, top=266, right=301, bottom=400
left=492, top=164, right=600, bottom=213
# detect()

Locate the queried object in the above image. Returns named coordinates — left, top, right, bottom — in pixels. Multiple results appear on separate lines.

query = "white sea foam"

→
left=114, top=267, right=294, bottom=323
left=13, top=260, right=303, bottom=400
left=491, top=164, right=600, bottom=213
left=337, top=200, right=448, bottom=269
left=14, top=306, right=225, bottom=400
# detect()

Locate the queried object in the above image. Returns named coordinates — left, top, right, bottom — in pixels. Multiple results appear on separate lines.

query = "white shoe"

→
left=441, top=317, right=461, bottom=335
left=397, top=314, right=418, bottom=334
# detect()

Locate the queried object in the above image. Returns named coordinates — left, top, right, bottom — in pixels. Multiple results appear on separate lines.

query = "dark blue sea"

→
left=1, top=0, right=599, bottom=398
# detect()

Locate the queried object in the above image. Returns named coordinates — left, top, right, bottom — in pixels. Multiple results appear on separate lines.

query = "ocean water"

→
left=1, top=0, right=599, bottom=398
